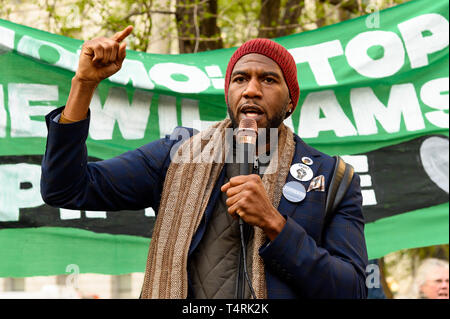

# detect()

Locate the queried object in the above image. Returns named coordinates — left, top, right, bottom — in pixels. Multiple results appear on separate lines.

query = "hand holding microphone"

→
left=236, top=118, right=257, bottom=227
left=220, top=119, right=286, bottom=241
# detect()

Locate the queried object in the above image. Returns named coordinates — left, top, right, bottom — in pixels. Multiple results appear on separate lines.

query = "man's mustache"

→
left=238, top=102, right=265, bottom=114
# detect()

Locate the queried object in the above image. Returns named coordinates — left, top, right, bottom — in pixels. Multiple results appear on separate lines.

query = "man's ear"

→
left=285, top=99, right=294, bottom=118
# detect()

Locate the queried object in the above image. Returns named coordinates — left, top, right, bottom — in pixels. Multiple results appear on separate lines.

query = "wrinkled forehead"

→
left=231, top=53, right=284, bottom=76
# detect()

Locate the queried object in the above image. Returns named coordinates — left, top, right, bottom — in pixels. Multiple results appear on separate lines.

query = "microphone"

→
left=235, top=118, right=257, bottom=299
left=237, top=118, right=258, bottom=176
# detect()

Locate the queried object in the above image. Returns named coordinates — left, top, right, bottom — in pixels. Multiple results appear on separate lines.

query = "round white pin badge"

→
left=282, top=181, right=307, bottom=203
left=290, top=163, right=314, bottom=182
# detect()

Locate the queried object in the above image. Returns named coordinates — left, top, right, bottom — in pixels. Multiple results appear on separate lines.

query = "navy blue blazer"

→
left=41, top=107, right=368, bottom=299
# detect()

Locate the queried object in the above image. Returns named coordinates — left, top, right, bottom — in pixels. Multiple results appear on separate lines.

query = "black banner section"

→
left=0, top=155, right=155, bottom=238
left=360, top=135, right=448, bottom=223
left=0, top=134, right=448, bottom=235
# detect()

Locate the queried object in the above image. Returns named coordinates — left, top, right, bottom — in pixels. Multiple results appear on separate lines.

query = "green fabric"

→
left=0, top=227, right=150, bottom=277
left=365, top=203, right=449, bottom=259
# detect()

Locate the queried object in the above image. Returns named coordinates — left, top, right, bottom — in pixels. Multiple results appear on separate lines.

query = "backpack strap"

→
left=324, top=155, right=354, bottom=228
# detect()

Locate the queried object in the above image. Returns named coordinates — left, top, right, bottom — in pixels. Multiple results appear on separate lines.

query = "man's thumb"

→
left=118, top=42, right=127, bottom=62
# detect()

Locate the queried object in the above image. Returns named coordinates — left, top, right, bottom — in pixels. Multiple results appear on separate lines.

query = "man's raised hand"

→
left=75, top=25, right=133, bottom=84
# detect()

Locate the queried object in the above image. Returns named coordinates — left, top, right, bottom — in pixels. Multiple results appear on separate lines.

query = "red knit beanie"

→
left=224, top=38, right=299, bottom=115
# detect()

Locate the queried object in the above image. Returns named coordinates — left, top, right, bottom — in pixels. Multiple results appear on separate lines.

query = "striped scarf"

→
left=140, top=119, right=295, bottom=298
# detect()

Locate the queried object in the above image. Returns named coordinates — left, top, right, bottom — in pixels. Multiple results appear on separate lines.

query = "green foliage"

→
left=397, top=245, right=449, bottom=267
left=1, top=0, right=411, bottom=52
left=218, top=0, right=260, bottom=47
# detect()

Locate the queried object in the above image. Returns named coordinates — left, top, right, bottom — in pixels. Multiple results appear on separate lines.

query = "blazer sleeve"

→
left=259, top=173, right=369, bottom=299
left=40, top=106, right=177, bottom=212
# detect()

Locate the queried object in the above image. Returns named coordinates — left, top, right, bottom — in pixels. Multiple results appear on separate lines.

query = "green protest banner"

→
left=0, top=0, right=448, bottom=277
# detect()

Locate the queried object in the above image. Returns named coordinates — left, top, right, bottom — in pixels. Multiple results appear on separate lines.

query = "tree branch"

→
left=122, top=9, right=176, bottom=21
left=276, top=0, right=303, bottom=37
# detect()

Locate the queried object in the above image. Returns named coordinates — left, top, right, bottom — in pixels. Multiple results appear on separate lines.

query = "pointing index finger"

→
left=112, top=25, right=133, bottom=43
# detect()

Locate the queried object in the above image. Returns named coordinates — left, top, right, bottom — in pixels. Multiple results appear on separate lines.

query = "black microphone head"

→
left=237, top=118, right=257, bottom=144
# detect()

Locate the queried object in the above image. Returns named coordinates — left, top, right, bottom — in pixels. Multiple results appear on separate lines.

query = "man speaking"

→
left=40, top=25, right=368, bottom=299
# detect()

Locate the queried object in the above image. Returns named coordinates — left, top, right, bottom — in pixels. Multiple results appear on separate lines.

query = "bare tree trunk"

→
left=258, top=0, right=281, bottom=38
left=317, top=0, right=363, bottom=27
left=175, top=0, right=223, bottom=53
left=276, top=0, right=303, bottom=37
left=199, top=0, right=223, bottom=51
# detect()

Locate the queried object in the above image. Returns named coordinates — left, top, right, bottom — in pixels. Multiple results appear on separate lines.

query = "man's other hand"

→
left=75, top=25, right=133, bottom=84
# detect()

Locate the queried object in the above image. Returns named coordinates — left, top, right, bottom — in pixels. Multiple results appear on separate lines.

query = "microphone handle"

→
left=238, top=143, right=255, bottom=175
left=238, top=143, right=255, bottom=226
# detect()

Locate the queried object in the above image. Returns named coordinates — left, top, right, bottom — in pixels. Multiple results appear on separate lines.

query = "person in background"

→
left=406, top=258, right=449, bottom=299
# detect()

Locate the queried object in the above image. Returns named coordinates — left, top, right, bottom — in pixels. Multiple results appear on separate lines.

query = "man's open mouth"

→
left=240, top=105, right=264, bottom=119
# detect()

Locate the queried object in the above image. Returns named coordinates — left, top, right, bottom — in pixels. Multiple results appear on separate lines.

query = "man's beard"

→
left=227, top=101, right=290, bottom=140
left=227, top=103, right=289, bottom=161
left=227, top=101, right=290, bottom=158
